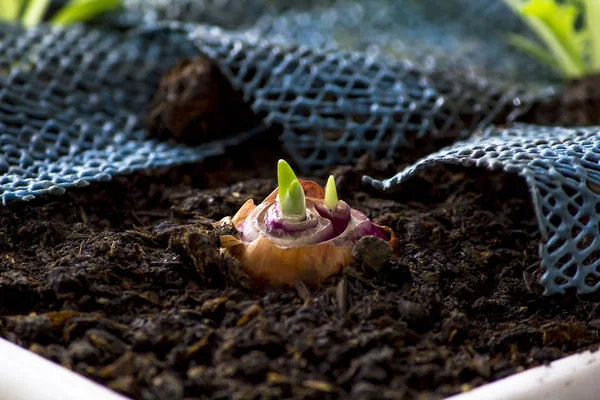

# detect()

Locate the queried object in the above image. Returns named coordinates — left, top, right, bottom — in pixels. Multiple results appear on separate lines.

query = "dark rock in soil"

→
left=352, top=236, right=393, bottom=272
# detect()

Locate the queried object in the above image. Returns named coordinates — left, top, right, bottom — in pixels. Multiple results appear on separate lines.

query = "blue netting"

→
left=2, top=0, right=600, bottom=294
left=364, top=125, right=600, bottom=295
left=0, top=23, right=257, bottom=202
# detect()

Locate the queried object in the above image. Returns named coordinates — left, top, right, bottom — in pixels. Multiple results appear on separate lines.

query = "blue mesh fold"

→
left=364, top=125, right=600, bottom=295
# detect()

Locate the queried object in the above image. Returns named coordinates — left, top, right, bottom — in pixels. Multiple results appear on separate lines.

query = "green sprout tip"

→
left=277, top=160, right=306, bottom=217
left=283, top=179, right=306, bottom=217
left=324, top=175, right=338, bottom=211
left=277, top=159, right=298, bottom=195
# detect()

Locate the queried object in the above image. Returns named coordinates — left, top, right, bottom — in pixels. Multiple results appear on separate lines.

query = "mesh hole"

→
left=576, top=234, right=594, bottom=250
left=583, top=250, right=600, bottom=267
left=282, top=92, right=296, bottom=103
left=554, top=277, right=568, bottom=286
left=264, top=92, right=281, bottom=102
left=292, top=106, right=311, bottom=118
left=567, top=203, right=578, bottom=216
left=322, top=130, right=344, bottom=141
left=561, top=262, right=577, bottom=278
left=352, top=114, right=369, bottom=124
left=363, top=129, right=378, bottom=142
left=321, top=91, right=339, bottom=103
left=380, top=127, right=396, bottom=145
left=243, top=67, right=258, bottom=83
left=585, top=273, right=600, bottom=287
left=316, top=149, right=328, bottom=161
left=549, top=215, right=562, bottom=229
left=407, top=113, right=422, bottom=126
left=548, top=238, right=567, bottom=253
left=563, top=184, right=578, bottom=198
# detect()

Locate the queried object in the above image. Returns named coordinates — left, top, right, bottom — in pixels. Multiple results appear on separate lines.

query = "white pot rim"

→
left=0, top=337, right=129, bottom=400
left=1, top=335, right=598, bottom=400
left=447, top=347, right=600, bottom=400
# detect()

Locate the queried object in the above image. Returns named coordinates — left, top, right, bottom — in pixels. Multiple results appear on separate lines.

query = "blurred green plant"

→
left=504, top=0, right=600, bottom=79
left=0, top=0, right=121, bottom=27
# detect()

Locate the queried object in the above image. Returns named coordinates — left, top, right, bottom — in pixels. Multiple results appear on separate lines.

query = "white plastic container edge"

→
left=0, top=337, right=130, bottom=400
left=447, top=347, right=600, bottom=400
left=1, top=334, right=599, bottom=400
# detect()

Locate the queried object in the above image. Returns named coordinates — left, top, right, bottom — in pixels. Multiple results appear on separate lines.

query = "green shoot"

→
left=284, top=180, right=306, bottom=217
left=277, top=160, right=306, bottom=217
left=583, top=0, right=600, bottom=70
left=503, top=0, right=600, bottom=78
left=52, top=0, right=121, bottom=26
left=21, top=0, right=52, bottom=27
left=0, top=0, right=25, bottom=22
left=324, top=175, right=338, bottom=211
left=277, top=159, right=298, bottom=197
left=1, top=0, right=121, bottom=27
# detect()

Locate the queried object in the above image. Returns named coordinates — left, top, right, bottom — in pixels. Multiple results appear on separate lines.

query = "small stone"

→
left=471, top=355, right=491, bottom=378
left=589, top=319, right=600, bottom=330
left=67, top=339, right=100, bottom=364
left=107, top=376, right=137, bottom=396
left=239, top=350, right=269, bottom=377
left=405, top=221, right=430, bottom=243
left=352, top=236, right=392, bottom=271
left=48, top=267, right=83, bottom=295
left=149, top=371, right=184, bottom=400
left=398, top=299, right=429, bottom=323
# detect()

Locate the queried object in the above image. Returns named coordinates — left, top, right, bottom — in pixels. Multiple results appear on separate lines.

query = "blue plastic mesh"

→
left=0, top=23, right=256, bottom=203
left=364, top=125, right=600, bottom=295
left=2, top=0, right=599, bottom=294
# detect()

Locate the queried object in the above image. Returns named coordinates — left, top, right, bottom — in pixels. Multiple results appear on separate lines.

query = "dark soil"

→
left=519, top=73, right=600, bottom=126
left=1, top=147, right=599, bottom=400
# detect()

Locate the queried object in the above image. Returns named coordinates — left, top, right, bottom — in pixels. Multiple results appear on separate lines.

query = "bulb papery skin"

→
left=216, top=179, right=397, bottom=287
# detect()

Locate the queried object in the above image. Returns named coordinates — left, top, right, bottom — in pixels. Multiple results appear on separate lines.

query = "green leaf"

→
left=324, top=175, right=339, bottom=211
left=521, top=0, right=586, bottom=65
left=503, top=0, right=586, bottom=77
left=582, top=0, right=600, bottom=71
left=0, top=0, right=25, bottom=22
left=21, top=0, right=52, bottom=27
left=507, top=33, right=559, bottom=69
left=51, top=0, right=121, bottom=25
